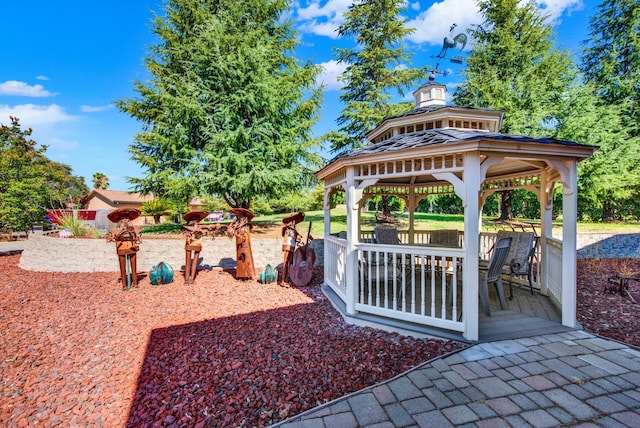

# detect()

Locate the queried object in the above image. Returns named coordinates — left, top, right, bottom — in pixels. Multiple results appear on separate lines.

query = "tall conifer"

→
left=117, top=0, right=322, bottom=209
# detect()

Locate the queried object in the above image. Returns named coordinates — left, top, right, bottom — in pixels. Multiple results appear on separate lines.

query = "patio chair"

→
left=429, top=229, right=460, bottom=247
left=479, top=237, right=512, bottom=316
left=495, top=231, right=537, bottom=299
left=374, top=226, right=401, bottom=244
left=428, top=229, right=461, bottom=280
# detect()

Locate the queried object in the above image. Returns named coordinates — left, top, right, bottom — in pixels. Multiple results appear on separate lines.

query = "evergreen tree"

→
left=581, top=0, right=639, bottom=135
left=453, top=0, right=576, bottom=220
left=116, top=0, right=322, bottom=209
left=327, top=0, right=422, bottom=221
left=141, top=199, right=174, bottom=225
left=328, top=0, right=423, bottom=156
left=46, top=162, right=90, bottom=208
left=577, top=0, right=640, bottom=220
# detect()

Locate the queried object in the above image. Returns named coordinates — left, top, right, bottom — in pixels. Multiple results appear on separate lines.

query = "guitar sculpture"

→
left=288, top=221, right=315, bottom=286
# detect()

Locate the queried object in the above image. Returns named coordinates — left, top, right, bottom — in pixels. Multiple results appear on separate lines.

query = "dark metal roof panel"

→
left=335, top=129, right=590, bottom=161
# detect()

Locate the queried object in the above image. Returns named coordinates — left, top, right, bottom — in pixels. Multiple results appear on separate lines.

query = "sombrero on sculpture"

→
left=282, top=212, right=305, bottom=225
left=184, top=210, right=210, bottom=224
left=230, top=208, right=254, bottom=220
left=108, top=208, right=141, bottom=223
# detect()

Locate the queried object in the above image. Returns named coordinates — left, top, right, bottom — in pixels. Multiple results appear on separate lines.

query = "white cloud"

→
left=407, top=0, right=480, bottom=45
left=0, top=104, right=75, bottom=126
left=80, top=104, right=113, bottom=113
left=299, top=20, right=341, bottom=38
left=536, top=0, right=583, bottom=22
left=410, top=1, right=421, bottom=11
left=407, top=0, right=582, bottom=45
left=316, top=60, right=346, bottom=91
left=36, top=75, right=49, bottom=81
left=295, top=0, right=352, bottom=39
left=297, top=0, right=351, bottom=20
left=0, top=80, right=56, bottom=97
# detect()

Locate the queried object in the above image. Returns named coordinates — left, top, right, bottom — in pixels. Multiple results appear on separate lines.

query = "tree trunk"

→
left=601, top=200, right=616, bottom=222
left=499, top=190, right=513, bottom=221
left=382, top=195, right=391, bottom=218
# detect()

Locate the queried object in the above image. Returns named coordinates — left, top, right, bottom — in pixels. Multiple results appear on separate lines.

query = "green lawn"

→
left=255, top=206, right=639, bottom=237
left=143, top=207, right=638, bottom=237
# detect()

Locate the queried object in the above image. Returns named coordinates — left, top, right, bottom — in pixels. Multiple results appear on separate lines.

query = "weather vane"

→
left=427, top=23, right=468, bottom=81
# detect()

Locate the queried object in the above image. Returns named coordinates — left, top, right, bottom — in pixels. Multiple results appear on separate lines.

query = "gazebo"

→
left=317, top=83, right=597, bottom=342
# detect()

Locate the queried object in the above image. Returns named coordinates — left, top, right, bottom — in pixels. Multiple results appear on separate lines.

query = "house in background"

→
left=81, top=189, right=206, bottom=226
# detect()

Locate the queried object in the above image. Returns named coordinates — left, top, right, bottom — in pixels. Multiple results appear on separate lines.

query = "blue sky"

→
left=1, top=0, right=597, bottom=191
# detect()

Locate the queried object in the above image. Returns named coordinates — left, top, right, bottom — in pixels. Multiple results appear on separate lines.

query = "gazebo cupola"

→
left=413, top=82, right=446, bottom=107
left=367, top=83, right=504, bottom=144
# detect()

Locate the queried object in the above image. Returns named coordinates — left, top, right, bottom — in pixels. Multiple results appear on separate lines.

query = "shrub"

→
left=141, top=199, right=174, bottom=224
left=57, top=213, right=88, bottom=237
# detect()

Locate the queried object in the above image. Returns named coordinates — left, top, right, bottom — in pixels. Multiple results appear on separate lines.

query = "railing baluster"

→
left=440, top=256, right=447, bottom=319
left=451, top=256, right=458, bottom=321
left=430, top=255, right=436, bottom=316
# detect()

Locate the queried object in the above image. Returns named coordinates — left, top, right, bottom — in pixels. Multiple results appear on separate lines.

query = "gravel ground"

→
left=0, top=255, right=463, bottom=427
left=577, top=257, right=640, bottom=346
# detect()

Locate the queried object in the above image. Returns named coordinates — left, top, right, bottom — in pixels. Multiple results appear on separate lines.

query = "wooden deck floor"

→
left=328, top=276, right=578, bottom=344
left=478, top=282, right=576, bottom=342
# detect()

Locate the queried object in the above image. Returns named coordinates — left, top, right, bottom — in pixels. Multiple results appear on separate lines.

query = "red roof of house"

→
left=82, top=189, right=206, bottom=207
left=83, top=189, right=155, bottom=205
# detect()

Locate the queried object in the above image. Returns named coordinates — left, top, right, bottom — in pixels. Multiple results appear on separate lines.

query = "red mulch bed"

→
left=3, top=255, right=639, bottom=427
left=0, top=255, right=464, bottom=427
left=577, top=258, right=640, bottom=346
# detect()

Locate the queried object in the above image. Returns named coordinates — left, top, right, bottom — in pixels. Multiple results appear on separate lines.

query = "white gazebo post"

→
left=538, top=168, right=555, bottom=296
left=345, top=167, right=359, bottom=314
left=408, top=186, right=416, bottom=245
left=462, top=153, right=482, bottom=341
left=561, top=161, right=578, bottom=327
left=323, top=187, right=332, bottom=239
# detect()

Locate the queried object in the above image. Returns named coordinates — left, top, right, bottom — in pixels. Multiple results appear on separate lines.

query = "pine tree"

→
left=581, top=0, right=639, bottom=135
left=327, top=0, right=423, bottom=156
left=453, top=0, right=576, bottom=220
left=577, top=0, right=640, bottom=220
left=116, top=0, right=322, bottom=209
left=327, top=0, right=422, bottom=221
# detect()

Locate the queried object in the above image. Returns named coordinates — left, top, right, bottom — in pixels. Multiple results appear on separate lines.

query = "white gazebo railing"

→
left=546, top=237, right=564, bottom=307
left=325, top=236, right=347, bottom=300
left=323, top=232, right=563, bottom=338
left=356, top=242, right=465, bottom=332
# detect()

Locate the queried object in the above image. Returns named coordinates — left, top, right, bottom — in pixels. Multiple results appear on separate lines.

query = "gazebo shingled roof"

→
left=337, top=129, right=588, bottom=161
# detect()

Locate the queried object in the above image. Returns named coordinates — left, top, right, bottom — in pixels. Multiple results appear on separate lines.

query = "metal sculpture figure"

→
left=281, top=212, right=305, bottom=284
left=182, top=210, right=210, bottom=284
left=226, top=208, right=256, bottom=279
left=105, top=208, right=142, bottom=290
